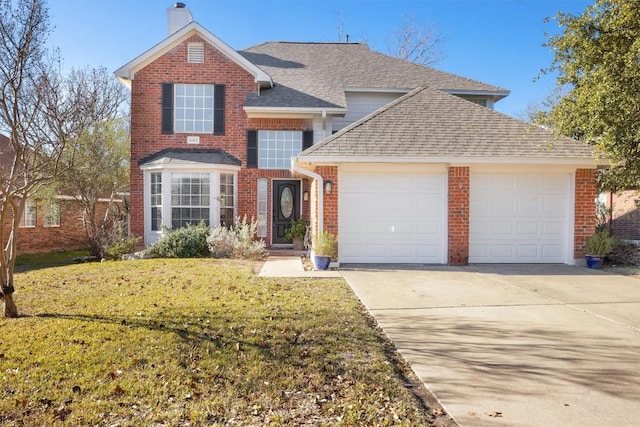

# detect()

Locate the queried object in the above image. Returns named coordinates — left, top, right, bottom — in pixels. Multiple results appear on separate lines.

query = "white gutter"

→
left=291, top=156, right=323, bottom=234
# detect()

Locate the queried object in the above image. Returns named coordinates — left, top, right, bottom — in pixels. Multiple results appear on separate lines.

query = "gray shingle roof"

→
left=138, top=148, right=241, bottom=166
left=299, top=87, right=597, bottom=161
left=240, top=42, right=509, bottom=109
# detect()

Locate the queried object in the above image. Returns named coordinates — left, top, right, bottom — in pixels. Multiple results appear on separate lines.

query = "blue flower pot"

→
left=585, top=255, right=603, bottom=269
left=313, top=255, right=331, bottom=270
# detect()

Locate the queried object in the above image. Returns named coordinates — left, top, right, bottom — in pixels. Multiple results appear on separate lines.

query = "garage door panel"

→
left=517, top=222, right=538, bottom=234
left=543, top=221, right=564, bottom=235
left=339, top=170, right=446, bottom=264
left=470, top=172, right=570, bottom=263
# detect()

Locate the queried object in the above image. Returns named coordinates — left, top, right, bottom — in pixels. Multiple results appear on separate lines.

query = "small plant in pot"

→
left=284, top=218, right=307, bottom=250
left=313, top=230, right=337, bottom=270
left=584, top=230, right=614, bottom=269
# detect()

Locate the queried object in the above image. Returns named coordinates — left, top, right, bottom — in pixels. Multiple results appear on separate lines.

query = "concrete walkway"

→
left=341, top=264, right=640, bottom=427
left=259, top=254, right=342, bottom=278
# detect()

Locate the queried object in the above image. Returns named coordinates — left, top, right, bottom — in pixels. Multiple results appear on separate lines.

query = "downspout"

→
left=291, top=156, right=323, bottom=234
left=322, top=110, right=327, bottom=139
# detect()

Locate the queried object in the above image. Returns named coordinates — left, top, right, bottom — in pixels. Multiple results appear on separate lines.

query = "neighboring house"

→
left=605, top=191, right=640, bottom=240
left=116, top=4, right=600, bottom=265
left=0, top=134, right=120, bottom=254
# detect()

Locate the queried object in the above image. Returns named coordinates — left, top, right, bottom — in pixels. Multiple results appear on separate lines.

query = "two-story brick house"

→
left=116, top=4, right=600, bottom=265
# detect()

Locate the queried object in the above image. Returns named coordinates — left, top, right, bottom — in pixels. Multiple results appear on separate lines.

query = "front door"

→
left=273, top=180, right=301, bottom=244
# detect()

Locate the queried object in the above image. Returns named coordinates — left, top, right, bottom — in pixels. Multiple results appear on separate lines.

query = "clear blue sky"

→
left=47, top=0, right=592, bottom=118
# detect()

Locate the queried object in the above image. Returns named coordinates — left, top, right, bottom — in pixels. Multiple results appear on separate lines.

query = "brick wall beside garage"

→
left=314, top=166, right=338, bottom=249
left=448, top=166, right=469, bottom=265
left=574, top=168, right=598, bottom=258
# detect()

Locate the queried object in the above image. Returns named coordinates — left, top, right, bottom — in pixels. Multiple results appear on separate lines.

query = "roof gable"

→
left=299, top=87, right=599, bottom=164
left=115, top=22, right=272, bottom=88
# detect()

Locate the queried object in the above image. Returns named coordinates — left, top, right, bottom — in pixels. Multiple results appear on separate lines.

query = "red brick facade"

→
left=574, top=168, right=598, bottom=259
left=447, top=166, right=470, bottom=265
left=313, top=166, right=338, bottom=237
left=1, top=199, right=112, bottom=254
left=129, top=36, right=313, bottom=246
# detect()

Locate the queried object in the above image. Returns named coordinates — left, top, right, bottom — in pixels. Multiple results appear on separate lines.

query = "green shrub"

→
left=145, top=222, right=211, bottom=258
left=313, top=230, right=337, bottom=258
left=207, top=217, right=268, bottom=260
left=105, top=236, right=142, bottom=260
left=608, top=239, right=640, bottom=265
left=284, top=218, right=307, bottom=241
left=584, top=230, right=614, bottom=256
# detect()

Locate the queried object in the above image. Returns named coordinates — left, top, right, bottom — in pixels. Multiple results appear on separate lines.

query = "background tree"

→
left=0, top=0, right=122, bottom=317
left=55, top=68, right=130, bottom=259
left=539, top=0, right=640, bottom=190
left=386, top=14, right=446, bottom=65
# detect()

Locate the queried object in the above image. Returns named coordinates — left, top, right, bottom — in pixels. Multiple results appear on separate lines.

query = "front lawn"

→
left=0, top=258, right=441, bottom=426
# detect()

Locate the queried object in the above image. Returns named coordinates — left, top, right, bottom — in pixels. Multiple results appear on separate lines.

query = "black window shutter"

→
left=213, top=84, right=225, bottom=135
left=247, top=130, right=257, bottom=168
left=302, top=130, right=313, bottom=150
left=161, top=83, right=173, bottom=135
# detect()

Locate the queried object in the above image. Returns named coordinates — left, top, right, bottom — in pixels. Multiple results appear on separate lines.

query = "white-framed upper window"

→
left=20, top=199, right=36, bottom=228
left=258, top=130, right=303, bottom=169
left=188, top=42, right=204, bottom=64
left=43, top=201, right=61, bottom=227
left=174, top=84, right=214, bottom=133
left=170, top=172, right=210, bottom=229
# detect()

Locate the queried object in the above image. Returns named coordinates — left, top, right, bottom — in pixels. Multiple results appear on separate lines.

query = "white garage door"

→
left=339, top=165, right=446, bottom=263
left=469, top=172, right=571, bottom=263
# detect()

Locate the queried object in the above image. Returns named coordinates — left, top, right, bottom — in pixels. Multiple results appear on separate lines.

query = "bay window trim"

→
left=142, top=163, right=239, bottom=245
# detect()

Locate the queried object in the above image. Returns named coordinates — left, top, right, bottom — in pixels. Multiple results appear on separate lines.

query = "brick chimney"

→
left=167, top=2, right=192, bottom=36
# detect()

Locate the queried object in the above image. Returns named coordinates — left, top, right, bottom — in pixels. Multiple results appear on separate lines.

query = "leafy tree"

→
left=0, top=0, right=121, bottom=317
left=539, top=0, right=640, bottom=190
left=55, top=69, right=129, bottom=259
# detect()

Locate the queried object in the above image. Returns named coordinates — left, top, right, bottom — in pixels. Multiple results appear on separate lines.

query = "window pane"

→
left=257, top=179, right=267, bottom=237
left=174, top=84, right=215, bottom=133
left=150, top=172, right=162, bottom=231
left=257, top=130, right=303, bottom=169
left=170, top=172, right=210, bottom=229
left=44, top=201, right=61, bottom=227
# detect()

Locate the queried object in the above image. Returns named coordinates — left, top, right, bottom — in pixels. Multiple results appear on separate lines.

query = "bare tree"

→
left=386, top=14, right=446, bottom=65
left=0, top=0, right=121, bottom=317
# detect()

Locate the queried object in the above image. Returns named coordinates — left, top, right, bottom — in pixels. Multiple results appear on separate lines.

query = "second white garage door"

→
left=469, top=171, right=572, bottom=263
left=339, top=165, right=447, bottom=264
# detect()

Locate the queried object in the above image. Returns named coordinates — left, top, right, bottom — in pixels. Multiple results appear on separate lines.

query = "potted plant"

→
left=312, top=230, right=337, bottom=270
left=584, top=230, right=614, bottom=269
left=284, top=218, right=307, bottom=250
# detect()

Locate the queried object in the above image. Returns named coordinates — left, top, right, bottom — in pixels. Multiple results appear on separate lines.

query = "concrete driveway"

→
left=341, top=265, right=640, bottom=427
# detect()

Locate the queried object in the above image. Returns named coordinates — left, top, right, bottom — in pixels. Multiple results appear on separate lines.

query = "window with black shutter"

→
left=161, top=83, right=225, bottom=135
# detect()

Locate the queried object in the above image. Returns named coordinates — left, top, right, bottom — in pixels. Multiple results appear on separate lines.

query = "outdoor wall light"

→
left=303, top=190, right=309, bottom=201
left=324, top=180, right=333, bottom=195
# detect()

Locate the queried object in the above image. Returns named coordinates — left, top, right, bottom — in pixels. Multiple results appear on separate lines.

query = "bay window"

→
left=142, top=166, right=238, bottom=244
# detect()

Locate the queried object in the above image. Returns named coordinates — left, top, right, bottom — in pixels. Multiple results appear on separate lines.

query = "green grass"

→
left=0, top=258, right=435, bottom=426
left=14, top=249, right=90, bottom=272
